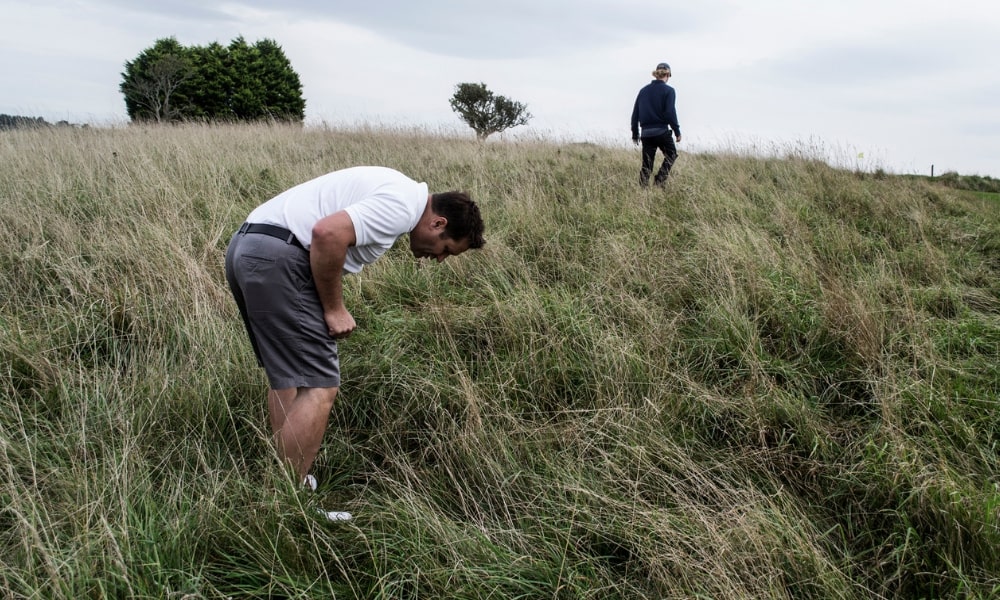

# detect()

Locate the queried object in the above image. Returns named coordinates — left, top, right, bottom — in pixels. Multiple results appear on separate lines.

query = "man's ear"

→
left=432, top=216, right=448, bottom=231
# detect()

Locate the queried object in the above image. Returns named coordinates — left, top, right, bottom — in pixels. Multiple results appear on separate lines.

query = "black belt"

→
left=239, top=222, right=306, bottom=250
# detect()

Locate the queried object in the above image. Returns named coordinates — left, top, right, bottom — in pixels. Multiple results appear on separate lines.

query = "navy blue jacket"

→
left=631, top=79, right=680, bottom=139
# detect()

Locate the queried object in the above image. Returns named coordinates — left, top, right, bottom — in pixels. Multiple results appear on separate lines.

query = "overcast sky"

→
left=3, top=0, right=998, bottom=176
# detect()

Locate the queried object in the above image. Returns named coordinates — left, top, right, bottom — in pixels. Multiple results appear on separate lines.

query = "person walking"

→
left=631, top=62, right=682, bottom=187
left=224, top=166, right=485, bottom=520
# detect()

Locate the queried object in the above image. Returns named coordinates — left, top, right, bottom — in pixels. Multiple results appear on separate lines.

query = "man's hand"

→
left=324, top=306, right=356, bottom=338
left=675, top=133, right=682, bottom=143
left=632, top=137, right=640, bottom=147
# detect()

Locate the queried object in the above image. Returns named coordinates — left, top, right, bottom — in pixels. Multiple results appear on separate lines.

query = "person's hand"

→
left=632, top=137, right=639, bottom=147
left=675, top=133, right=682, bottom=143
left=324, top=307, right=356, bottom=338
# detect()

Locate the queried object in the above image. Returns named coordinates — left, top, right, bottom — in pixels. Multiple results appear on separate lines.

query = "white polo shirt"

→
left=246, top=166, right=428, bottom=273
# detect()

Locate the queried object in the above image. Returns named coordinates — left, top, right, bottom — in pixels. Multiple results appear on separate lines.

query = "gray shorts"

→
left=225, top=230, right=340, bottom=390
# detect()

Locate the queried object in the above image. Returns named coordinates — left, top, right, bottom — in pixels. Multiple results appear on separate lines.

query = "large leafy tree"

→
left=120, top=37, right=304, bottom=123
left=449, top=82, right=531, bottom=140
left=227, top=37, right=306, bottom=122
left=184, top=42, right=233, bottom=120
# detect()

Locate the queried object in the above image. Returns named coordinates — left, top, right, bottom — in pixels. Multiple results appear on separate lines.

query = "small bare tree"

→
left=449, top=82, right=531, bottom=140
left=122, top=54, right=191, bottom=123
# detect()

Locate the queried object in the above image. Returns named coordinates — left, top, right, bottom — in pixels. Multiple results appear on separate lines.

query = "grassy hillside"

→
left=1, top=123, right=998, bottom=599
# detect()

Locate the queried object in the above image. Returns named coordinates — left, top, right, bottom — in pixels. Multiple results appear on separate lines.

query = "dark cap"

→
left=655, top=62, right=671, bottom=71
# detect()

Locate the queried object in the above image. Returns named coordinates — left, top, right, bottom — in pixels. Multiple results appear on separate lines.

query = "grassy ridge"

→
left=1, top=123, right=998, bottom=599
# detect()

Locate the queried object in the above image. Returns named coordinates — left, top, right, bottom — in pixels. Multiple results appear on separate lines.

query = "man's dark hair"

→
left=431, top=192, right=485, bottom=249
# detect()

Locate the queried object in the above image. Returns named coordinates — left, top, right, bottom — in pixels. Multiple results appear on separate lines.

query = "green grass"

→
left=2, top=122, right=999, bottom=599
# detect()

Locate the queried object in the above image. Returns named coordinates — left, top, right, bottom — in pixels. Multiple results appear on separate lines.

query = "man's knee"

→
left=304, top=386, right=339, bottom=410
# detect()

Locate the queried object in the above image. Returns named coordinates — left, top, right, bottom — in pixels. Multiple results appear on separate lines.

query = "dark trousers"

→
left=639, top=132, right=678, bottom=186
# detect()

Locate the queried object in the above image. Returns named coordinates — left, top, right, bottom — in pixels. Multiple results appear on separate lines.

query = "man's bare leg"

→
left=268, top=386, right=339, bottom=481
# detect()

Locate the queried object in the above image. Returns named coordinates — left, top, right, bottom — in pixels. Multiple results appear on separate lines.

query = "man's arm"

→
left=665, top=87, right=681, bottom=141
left=310, top=210, right=358, bottom=338
left=630, top=95, right=641, bottom=144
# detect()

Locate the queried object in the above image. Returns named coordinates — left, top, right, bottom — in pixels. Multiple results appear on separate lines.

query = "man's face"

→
left=409, top=228, right=470, bottom=263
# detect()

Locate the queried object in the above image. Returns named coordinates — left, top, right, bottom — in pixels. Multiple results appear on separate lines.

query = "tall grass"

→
left=1, top=122, right=998, bottom=599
